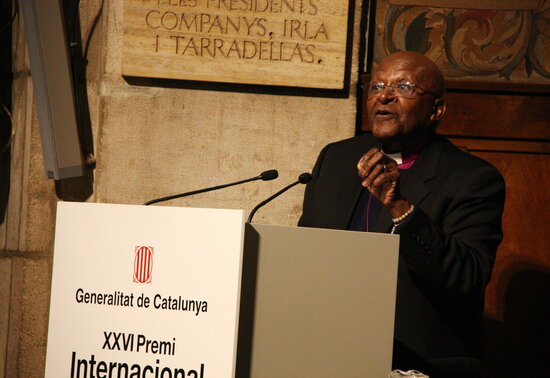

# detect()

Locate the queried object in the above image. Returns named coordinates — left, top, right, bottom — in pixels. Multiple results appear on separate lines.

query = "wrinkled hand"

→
left=357, top=147, right=411, bottom=218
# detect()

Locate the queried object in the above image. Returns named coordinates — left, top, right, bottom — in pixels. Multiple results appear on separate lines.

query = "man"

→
left=299, top=51, right=505, bottom=377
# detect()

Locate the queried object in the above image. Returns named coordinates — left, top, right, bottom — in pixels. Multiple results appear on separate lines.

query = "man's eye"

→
left=370, top=83, right=385, bottom=92
left=397, top=83, right=412, bottom=92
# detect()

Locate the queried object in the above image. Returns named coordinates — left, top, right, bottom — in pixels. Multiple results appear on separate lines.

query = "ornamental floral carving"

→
left=372, top=0, right=550, bottom=82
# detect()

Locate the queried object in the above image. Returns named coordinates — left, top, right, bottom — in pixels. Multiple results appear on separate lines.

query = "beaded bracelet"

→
left=390, top=204, right=415, bottom=233
left=392, top=204, right=415, bottom=224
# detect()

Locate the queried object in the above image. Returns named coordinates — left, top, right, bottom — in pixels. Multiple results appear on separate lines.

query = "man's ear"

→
left=430, top=98, right=446, bottom=122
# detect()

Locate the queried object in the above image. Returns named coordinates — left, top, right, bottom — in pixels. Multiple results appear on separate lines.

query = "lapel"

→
left=372, top=136, right=446, bottom=233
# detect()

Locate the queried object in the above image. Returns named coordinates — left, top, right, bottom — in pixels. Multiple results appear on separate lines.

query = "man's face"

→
left=367, top=55, right=444, bottom=151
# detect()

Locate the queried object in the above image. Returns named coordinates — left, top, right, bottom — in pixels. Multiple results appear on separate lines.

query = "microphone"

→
left=247, top=172, right=312, bottom=223
left=144, top=169, right=279, bottom=205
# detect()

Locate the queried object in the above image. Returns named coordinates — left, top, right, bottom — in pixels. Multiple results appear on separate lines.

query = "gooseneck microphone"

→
left=247, top=172, right=312, bottom=223
left=144, top=169, right=279, bottom=206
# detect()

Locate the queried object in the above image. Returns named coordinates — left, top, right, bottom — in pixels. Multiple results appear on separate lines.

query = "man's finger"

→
left=358, top=149, right=385, bottom=177
left=361, top=162, right=385, bottom=187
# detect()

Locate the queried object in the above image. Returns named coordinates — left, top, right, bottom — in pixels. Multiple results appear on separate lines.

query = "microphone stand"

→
left=144, top=170, right=278, bottom=206
left=247, top=173, right=312, bottom=223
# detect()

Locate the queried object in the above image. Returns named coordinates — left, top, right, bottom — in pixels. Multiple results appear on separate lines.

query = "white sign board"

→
left=45, top=202, right=245, bottom=378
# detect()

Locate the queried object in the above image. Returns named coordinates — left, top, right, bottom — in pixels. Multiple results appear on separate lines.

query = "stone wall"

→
left=0, top=0, right=363, bottom=376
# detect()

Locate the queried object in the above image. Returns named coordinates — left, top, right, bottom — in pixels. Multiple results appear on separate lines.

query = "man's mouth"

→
left=374, top=109, right=396, bottom=118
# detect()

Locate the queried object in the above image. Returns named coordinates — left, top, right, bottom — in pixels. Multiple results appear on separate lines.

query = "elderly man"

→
left=299, top=51, right=505, bottom=377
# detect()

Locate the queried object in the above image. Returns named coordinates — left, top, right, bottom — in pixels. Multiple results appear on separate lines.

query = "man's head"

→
left=366, top=51, right=446, bottom=153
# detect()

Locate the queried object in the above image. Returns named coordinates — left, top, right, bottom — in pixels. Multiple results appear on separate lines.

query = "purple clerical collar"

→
left=383, top=151, right=419, bottom=169
left=382, top=138, right=429, bottom=169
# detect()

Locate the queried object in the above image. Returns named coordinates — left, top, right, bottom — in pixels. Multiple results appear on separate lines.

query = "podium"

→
left=239, top=224, right=399, bottom=377
left=46, top=203, right=399, bottom=378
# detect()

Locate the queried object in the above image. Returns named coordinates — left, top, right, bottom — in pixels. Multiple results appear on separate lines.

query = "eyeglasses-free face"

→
left=363, top=81, right=438, bottom=99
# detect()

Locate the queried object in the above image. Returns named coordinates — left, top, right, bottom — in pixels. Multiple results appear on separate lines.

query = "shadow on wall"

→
left=54, top=171, right=94, bottom=202
left=54, top=0, right=96, bottom=202
left=482, top=262, right=550, bottom=378
left=0, top=0, right=14, bottom=224
left=0, top=107, right=10, bottom=224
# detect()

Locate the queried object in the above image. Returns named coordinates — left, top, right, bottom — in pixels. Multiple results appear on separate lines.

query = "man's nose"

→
left=378, top=86, right=396, bottom=103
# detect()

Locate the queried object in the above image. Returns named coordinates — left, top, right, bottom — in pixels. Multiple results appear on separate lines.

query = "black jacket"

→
left=299, top=133, right=505, bottom=374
